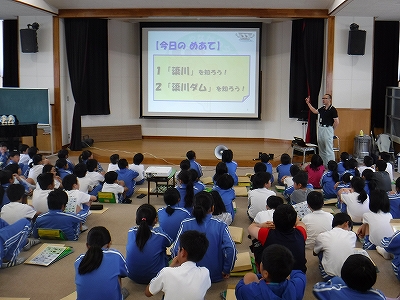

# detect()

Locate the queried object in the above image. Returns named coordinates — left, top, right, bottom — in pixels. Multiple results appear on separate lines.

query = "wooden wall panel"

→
left=81, top=125, right=142, bottom=142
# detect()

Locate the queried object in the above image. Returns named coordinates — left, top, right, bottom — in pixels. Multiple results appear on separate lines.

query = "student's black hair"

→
left=266, top=196, right=284, bottom=209
left=253, top=162, right=267, bottom=173
left=135, top=204, right=157, bottom=251
left=0, top=142, right=8, bottom=149
left=362, top=168, right=376, bottom=191
left=327, top=160, right=340, bottom=183
left=186, top=150, right=196, bottom=160
left=273, top=204, right=297, bottom=232
left=37, top=173, right=54, bottom=190
left=4, top=163, right=20, bottom=174
left=178, top=170, right=194, bottom=208
left=19, top=144, right=29, bottom=153
left=210, top=190, right=227, bottom=215
left=216, top=173, right=234, bottom=190
left=261, top=244, right=294, bottom=282
left=192, top=191, right=214, bottom=224
left=345, top=158, right=360, bottom=177
left=104, top=171, right=118, bottom=184
left=396, top=176, right=400, bottom=191
left=341, top=172, right=352, bottom=184
left=379, top=151, right=391, bottom=163
left=133, top=153, right=144, bottom=165
left=375, top=159, right=387, bottom=172
left=8, top=150, right=20, bottom=158
left=79, top=150, right=92, bottom=163
left=213, top=162, right=228, bottom=183
left=42, top=164, right=55, bottom=174
left=189, top=168, right=199, bottom=182
left=0, top=170, right=13, bottom=185
left=78, top=226, right=111, bottom=275
left=86, top=159, right=98, bottom=172
left=332, top=212, right=353, bottom=229
left=62, top=174, right=78, bottom=191
left=163, top=187, right=180, bottom=216
left=252, top=171, right=271, bottom=189
left=29, top=154, right=42, bottom=167
left=179, top=159, right=190, bottom=171
left=340, top=152, right=350, bottom=163
left=109, top=154, right=120, bottom=165
left=179, top=230, right=209, bottom=262
left=73, top=163, right=88, bottom=178
left=6, top=184, right=25, bottom=202
left=47, top=189, right=68, bottom=210
left=117, top=158, right=128, bottom=169
left=341, top=254, right=377, bottom=292
left=307, top=191, right=324, bottom=211
left=363, top=155, right=374, bottom=167
left=292, top=170, right=308, bottom=188
left=57, top=149, right=69, bottom=159
left=350, top=177, right=368, bottom=204
left=280, top=153, right=291, bottom=165
left=310, top=154, right=323, bottom=171
left=260, top=153, right=270, bottom=163
left=289, top=164, right=300, bottom=177
left=221, top=149, right=233, bottom=163
left=27, top=146, right=39, bottom=159
left=369, top=189, right=390, bottom=213
left=55, top=158, right=68, bottom=170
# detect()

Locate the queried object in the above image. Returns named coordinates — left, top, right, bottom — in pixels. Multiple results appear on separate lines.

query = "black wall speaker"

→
left=20, top=29, right=38, bottom=53
left=347, top=30, right=366, bottom=55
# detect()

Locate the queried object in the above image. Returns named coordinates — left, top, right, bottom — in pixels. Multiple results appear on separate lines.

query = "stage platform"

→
left=68, top=136, right=309, bottom=168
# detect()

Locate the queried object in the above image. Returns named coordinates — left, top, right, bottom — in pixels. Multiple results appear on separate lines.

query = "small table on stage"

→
left=0, top=123, right=37, bottom=150
left=146, top=169, right=176, bottom=204
left=292, top=144, right=317, bottom=165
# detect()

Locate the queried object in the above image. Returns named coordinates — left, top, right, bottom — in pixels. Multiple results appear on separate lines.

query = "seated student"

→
left=290, top=171, right=314, bottom=205
left=222, top=149, right=238, bottom=186
left=189, top=169, right=205, bottom=194
left=79, top=150, right=104, bottom=174
left=55, top=158, right=72, bottom=180
left=357, top=189, right=393, bottom=250
left=85, top=158, right=104, bottom=196
left=235, top=244, right=306, bottom=300
left=210, top=190, right=232, bottom=226
left=42, top=164, right=62, bottom=189
left=213, top=162, right=228, bottom=185
left=361, top=168, right=374, bottom=196
left=176, top=159, right=190, bottom=181
left=4, top=163, right=34, bottom=194
left=247, top=171, right=276, bottom=221
left=276, top=153, right=292, bottom=185
left=117, top=158, right=138, bottom=199
left=321, top=160, right=340, bottom=199
left=380, top=151, right=394, bottom=182
left=313, top=254, right=386, bottom=299
left=282, top=164, right=301, bottom=199
left=337, top=152, right=350, bottom=174
left=260, top=153, right=274, bottom=184
left=31, top=173, right=55, bottom=213
left=388, top=176, right=400, bottom=219
left=75, top=226, right=129, bottom=300
left=380, top=231, right=400, bottom=279
left=101, top=171, right=128, bottom=203
left=248, top=204, right=307, bottom=273
left=253, top=195, right=284, bottom=224
left=172, top=191, right=236, bottom=283
left=33, top=189, right=90, bottom=241
left=107, top=154, right=120, bottom=172
left=146, top=230, right=211, bottom=300
left=305, top=154, right=325, bottom=189
left=6, top=150, right=20, bottom=168
left=186, top=150, right=203, bottom=178
left=62, top=174, right=94, bottom=214
left=371, top=160, right=392, bottom=192
left=213, top=173, right=236, bottom=221
left=74, top=163, right=95, bottom=194
left=157, top=187, right=191, bottom=241
left=0, top=143, right=9, bottom=167
left=1, top=184, right=38, bottom=225
left=175, top=170, right=195, bottom=213
left=250, top=162, right=267, bottom=187
left=302, top=191, right=334, bottom=249
left=126, top=204, right=172, bottom=284
left=358, top=155, right=375, bottom=175
left=27, top=154, right=45, bottom=185
left=57, top=149, right=74, bottom=172
left=129, top=153, right=146, bottom=185
left=335, top=172, right=352, bottom=192
left=314, top=213, right=357, bottom=281
left=0, top=218, right=32, bottom=268
left=18, top=144, right=30, bottom=167
left=341, top=158, right=360, bottom=179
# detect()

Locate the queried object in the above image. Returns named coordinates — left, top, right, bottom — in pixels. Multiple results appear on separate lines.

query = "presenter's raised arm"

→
left=305, top=96, right=318, bottom=114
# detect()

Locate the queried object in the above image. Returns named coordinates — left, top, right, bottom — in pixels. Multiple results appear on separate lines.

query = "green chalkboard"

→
left=0, top=88, right=50, bottom=124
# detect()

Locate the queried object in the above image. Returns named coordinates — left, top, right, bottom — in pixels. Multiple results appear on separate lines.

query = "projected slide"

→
left=141, top=23, right=261, bottom=119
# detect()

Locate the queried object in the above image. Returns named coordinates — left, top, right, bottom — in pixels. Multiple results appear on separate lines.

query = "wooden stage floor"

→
left=69, top=137, right=302, bottom=168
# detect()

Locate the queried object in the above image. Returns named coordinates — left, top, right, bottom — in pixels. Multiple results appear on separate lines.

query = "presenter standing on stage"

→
left=305, top=94, right=339, bottom=166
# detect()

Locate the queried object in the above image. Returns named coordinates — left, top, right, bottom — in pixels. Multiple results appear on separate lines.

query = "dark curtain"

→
left=3, top=20, right=19, bottom=87
left=289, top=19, right=325, bottom=144
left=64, top=19, right=110, bottom=151
left=371, top=21, right=399, bottom=129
